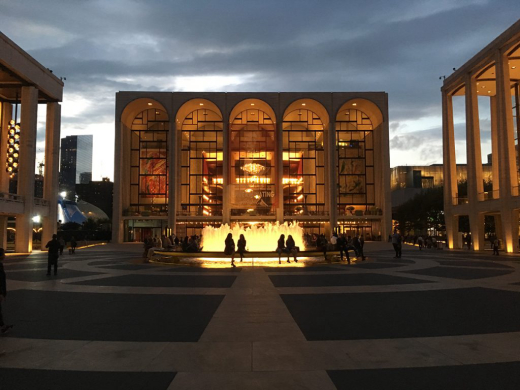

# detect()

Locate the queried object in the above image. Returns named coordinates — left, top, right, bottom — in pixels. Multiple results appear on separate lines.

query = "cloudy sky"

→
left=1, top=0, right=518, bottom=180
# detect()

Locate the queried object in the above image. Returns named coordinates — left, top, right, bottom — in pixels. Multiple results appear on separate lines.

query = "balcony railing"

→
left=0, top=192, right=23, bottom=203
left=453, top=194, right=468, bottom=205
left=478, top=190, right=499, bottom=201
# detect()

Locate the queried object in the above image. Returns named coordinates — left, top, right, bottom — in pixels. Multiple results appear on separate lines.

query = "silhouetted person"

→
left=58, top=236, right=65, bottom=255
left=46, top=234, right=60, bottom=276
left=286, top=235, right=298, bottom=263
left=493, top=239, right=499, bottom=256
left=276, top=234, right=287, bottom=264
left=337, top=234, right=350, bottom=264
left=70, top=236, right=77, bottom=254
left=0, top=248, right=13, bottom=335
left=224, top=233, right=236, bottom=267
left=237, top=234, right=247, bottom=262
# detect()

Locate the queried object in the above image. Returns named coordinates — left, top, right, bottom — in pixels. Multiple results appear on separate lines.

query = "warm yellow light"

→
left=245, top=188, right=253, bottom=193
left=212, top=178, right=224, bottom=184
left=282, top=177, right=303, bottom=185
left=236, top=177, right=271, bottom=184
left=247, top=209, right=254, bottom=212
left=199, top=103, right=204, bottom=106
left=283, top=151, right=303, bottom=160
left=352, top=103, right=357, bottom=106
left=254, top=195, right=260, bottom=199
left=301, top=103, right=306, bottom=106
left=203, top=195, right=211, bottom=201
left=297, top=194, right=304, bottom=200
left=251, top=103, right=255, bottom=106
left=203, top=152, right=223, bottom=161
left=147, top=102, right=152, bottom=106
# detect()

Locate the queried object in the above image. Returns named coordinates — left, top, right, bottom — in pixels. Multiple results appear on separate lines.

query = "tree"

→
left=394, top=187, right=445, bottom=235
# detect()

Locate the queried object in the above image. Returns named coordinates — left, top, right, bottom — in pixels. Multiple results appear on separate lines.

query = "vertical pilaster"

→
left=15, top=86, right=38, bottom=253
left=168, top=112, right=176, bottom=234
left=490, top=96, right=500, bottom=196
left=112, top=118, right=123, bottom=243
left=41, top=103, right=61, bottom=249
left=501, top=209, right=519, bottom=253
left=222, top=110, right=230, bottom=225
left=276, top=117, right=284, bottom=222
left=328, top=120, right=337, bottom=231
left=445, top=214, right=459, bottom=249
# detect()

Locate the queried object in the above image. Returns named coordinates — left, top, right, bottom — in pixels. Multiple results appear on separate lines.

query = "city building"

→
left=391, top=164, right=492, bottom=208
left=0, top=32, right=63, bottom=252
left=76, top=178, right=113, bottom=218
left=442, top=19, right=520, bottom=252
left=59, top=135, right=93, bottom=194
left=113, top=92, right=391, bottom=242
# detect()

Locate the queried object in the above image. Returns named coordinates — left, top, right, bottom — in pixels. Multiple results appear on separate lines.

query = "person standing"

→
left=391, top=230, right=402, bottom=258
left=492, top=238, right=499, bottom=256
left=337, top=234, right=350, bottom=264
left=224, top=233, right=236, bottom=268
left=58, top=236, right=65, bottom=255
left=45, top=234, right=60, bottom=276
left=359, top=235, right=366, bottom=261
left=417, top=236, right=424, bottom=251
left=237, top=234, right=247, bottom=262
left=0, top=248, right=13, bottom=335
left=70, top=236, right=77, bottom=254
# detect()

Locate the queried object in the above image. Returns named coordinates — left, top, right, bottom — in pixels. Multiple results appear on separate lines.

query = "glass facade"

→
left=59, top=135, right=93, bottom=191
left=283, top=109, right=326, bottom=216
left=115, top=94, right=390, bottom=243
left=129, top=108, right=169, bottom=215
left=230, top=109, right=276, bottom=216
left=180, top=109, right=223, bottom=216
left=336, top=109, right=375, bottom=216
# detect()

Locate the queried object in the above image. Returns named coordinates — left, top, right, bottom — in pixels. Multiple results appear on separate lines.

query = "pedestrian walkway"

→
left=0, top=243, right=520, bottom=389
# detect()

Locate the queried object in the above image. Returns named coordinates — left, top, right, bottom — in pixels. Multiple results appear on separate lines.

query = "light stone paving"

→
left=1, top=243, right=520, bottom=389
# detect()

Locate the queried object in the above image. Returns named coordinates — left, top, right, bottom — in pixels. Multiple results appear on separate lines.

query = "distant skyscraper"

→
left=60, top=135, right=93, bottom=193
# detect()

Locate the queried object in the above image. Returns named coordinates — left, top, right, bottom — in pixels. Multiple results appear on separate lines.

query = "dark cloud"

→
left=1, top=0, right=518, bottom=178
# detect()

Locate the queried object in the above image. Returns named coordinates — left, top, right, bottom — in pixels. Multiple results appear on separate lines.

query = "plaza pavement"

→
left=1, top=242, right=520, bottom=389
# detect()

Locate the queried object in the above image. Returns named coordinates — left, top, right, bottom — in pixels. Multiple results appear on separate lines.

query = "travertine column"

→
left=112, top=119, right=123, bottom=243
left=328, top=120, right=337, bottom=231
left=222, top=112, right=230, bottom=224
left=41, top=103, right=61, bottom=249
left=465, top=75, right=484, bottom=250
left=0, top=103, right=12, bottom=249
left=15, top=86, right=38, bottom=253
left=495, top=49, right=518, bottom=252
left=442, top=90, right=458, bottom=248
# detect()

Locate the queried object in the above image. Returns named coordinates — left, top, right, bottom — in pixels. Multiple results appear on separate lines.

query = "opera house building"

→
left=112, top=92, right=391, bottom=243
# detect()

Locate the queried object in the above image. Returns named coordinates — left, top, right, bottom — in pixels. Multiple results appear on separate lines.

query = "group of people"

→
left=222, top=232, right=366, bottom=267
left=144, top=234, right=203, bottom=260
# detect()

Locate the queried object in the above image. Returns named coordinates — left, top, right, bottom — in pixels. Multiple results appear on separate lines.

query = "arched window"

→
left=129, top=108, right=169, bottom=214
left=180, top=109, right=223, bottom=216
left=283, top=109, right=325, bottom=215
left=229, top=109, right=275, bottom=216
left=336, top=109, right=375, bottom=214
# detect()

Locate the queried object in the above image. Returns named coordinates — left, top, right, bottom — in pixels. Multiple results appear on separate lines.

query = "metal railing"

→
left=478, top=190, right=499, bottom=201
left=453, top=195, right=468, bottom=205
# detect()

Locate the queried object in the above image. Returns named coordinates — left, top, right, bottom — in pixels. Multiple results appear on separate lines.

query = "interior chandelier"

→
left=6, top=119, right=21, bottom=178
left=242, top=162, right=265, bottom=175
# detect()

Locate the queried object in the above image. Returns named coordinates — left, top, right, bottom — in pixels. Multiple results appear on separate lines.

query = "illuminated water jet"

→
left=201, top=222, right=305, bottom=252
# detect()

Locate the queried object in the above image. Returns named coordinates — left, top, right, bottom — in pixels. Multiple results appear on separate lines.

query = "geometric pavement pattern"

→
left=1, top=242, right=520, bottom=389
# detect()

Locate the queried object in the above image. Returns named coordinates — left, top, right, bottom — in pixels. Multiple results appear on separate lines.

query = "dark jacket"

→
left=0, top=263, right=6, bottom=297
left=46, top=239, right=60, bottom=257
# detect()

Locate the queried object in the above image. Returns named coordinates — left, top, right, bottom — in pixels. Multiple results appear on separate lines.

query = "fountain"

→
left=201, top=222, right=306, bottom=252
